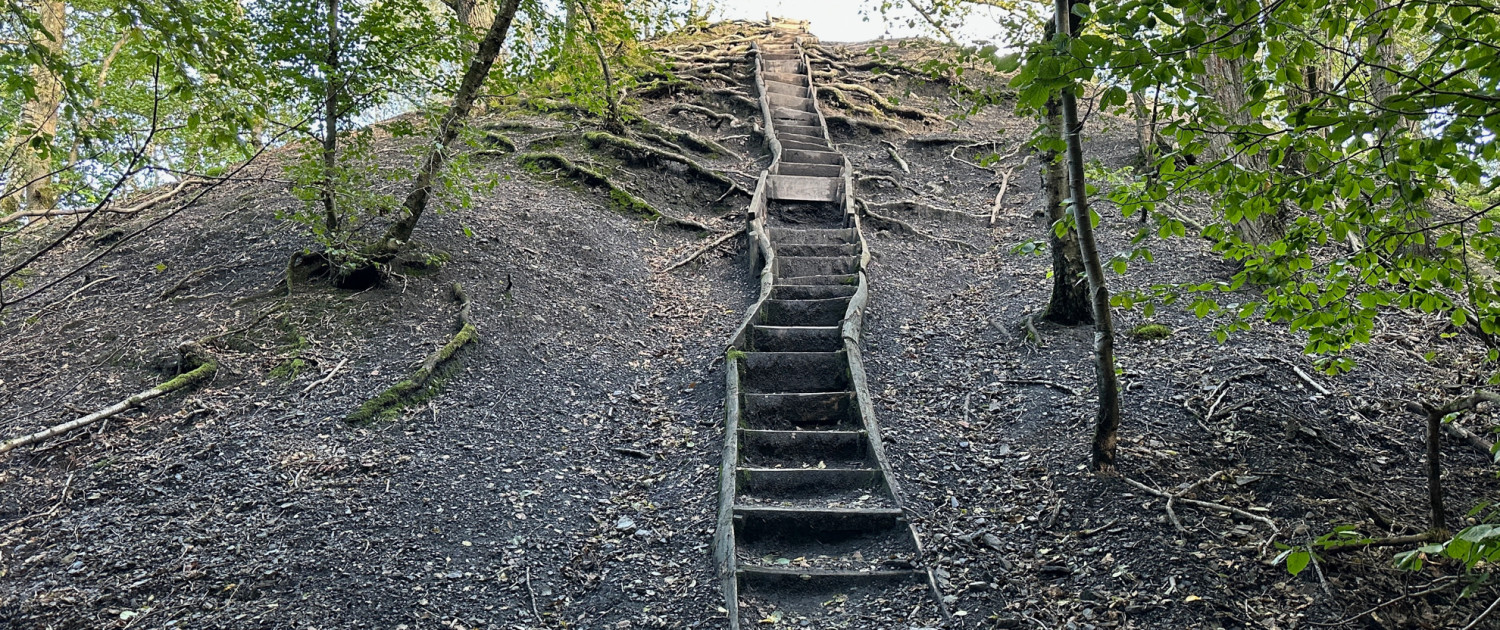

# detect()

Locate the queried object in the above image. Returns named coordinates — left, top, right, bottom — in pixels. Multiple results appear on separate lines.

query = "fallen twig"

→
left=882, top=140, right=909, bottom=173
left=1309, top=577, right=1456, bottom=627
left=0, top=343, right=217, bottom=455
left=662, top=228, right=745, bottom=273
left=1122, top=473, right=1279, bottom=537
left=302, top=357, right=349, bottom=395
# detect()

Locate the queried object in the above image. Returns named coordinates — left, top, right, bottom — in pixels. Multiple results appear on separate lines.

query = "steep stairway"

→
left=714, top=24, right=948, bottom=629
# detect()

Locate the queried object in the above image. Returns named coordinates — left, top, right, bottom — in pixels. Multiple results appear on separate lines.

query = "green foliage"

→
left=282, top=129, right=402, bottom=273
left=984, top=0, right=1500, bottom=376
left=1397, top=504, right=1500, bottom=573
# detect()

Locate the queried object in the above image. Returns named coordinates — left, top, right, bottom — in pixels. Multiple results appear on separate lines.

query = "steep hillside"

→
left=1, top=20, right=1493, bottom=630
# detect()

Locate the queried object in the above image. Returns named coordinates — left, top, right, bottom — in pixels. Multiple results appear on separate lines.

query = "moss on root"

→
left=515, top=152, right=661, bottom=220
left=347, top=284, right=479, bottom=424
left=1130, top=323, right=1173, bottom=340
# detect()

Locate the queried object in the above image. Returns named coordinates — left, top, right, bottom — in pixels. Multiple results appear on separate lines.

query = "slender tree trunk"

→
left=1054, top=0, right=1122, bottom=473
left=1424, top=407, right=1449, bottom=535
left=1041, top=93, right=1091, bottom=326
left=378, top=0, right=523, bottom=253
left=322, top=0, right=341, bottom=234
left=575, top=0, right=623, bottom=134
left=3, top=0, right=65, bottom=214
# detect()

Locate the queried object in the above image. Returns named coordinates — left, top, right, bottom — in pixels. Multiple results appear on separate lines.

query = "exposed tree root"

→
left=704, top=88, right=760, bottom=113
left=882, top=140, right=909, bottom=173
left=635, top=77, right=703, bottom=98
left=668, top=103, right=744, bottom=129
left=817, top=86, right=883, bottom=119
left=347, top=283, right=478, bottom=424
left=865, top=199, right=983, bottom=224
left=1, top=342, right=218, bottom=455
left=478, top=130, right=517, bottom=153
left=633, top=119, right=734, bottom=156
left=824, top=82, right=942, bottom=121
left=583, top=131, right=747, bottom=199
left=515, top=152, right=709, bottom=232
left=825, top=114, right=904, bottom=135
left=862, top=205, right=977, bottom=251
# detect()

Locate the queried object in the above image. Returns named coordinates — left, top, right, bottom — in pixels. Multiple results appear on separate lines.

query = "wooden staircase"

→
left=714, top=23, right=948, bottom=629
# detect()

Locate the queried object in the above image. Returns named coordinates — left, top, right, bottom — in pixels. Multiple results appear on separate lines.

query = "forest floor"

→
left=2, top=21, right=1497, bottom=630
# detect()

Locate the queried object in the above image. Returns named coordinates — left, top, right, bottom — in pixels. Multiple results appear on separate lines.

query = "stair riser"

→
left=758, top=298, right=850, bottom=327
left=749, top=325, right=841, bottom=352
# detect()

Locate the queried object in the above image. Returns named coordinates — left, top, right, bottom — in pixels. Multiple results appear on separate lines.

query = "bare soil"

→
left=1, top=24, right=1496, bottom=630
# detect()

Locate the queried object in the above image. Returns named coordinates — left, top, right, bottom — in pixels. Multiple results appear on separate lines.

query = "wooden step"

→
left=738, top=429, right=870, bottom=467
left=778, top=137, right=830, bottom=153
left=733, top=506, right=906, bottom=539
left=778, top=123, right=824, bottom=137
left=761, top=72, right=808, bottom=85
left=758, top=296, right=851, bottom=326
left=780, top=149, right=843, bottom=165
left=737, top=467, right=884, bottom=500
left=769, top=284, right=857, bottom=300
left=767, top=175, right=840, bottom=203
left=763, top=81, right=810, bottom=98
left=761, top=60, right=802, bottom=73
left=738, top=351, right=850, bottom=393
left=741, top=392, right=858, bottom=429
left=768, top=227, right=858, bottom=244
left=749, top=325, right=841, bottom=352
left=737, top=565, right=924, bottom=586
left=772, top=107, right=819, bottom=123
left=773, top=273, right=858, bottom=286
left=760, top=52, right=802, bottom=60
left=778, top=130, right=828, bottom=145
left=775, top=162, right=843, bottom=178
left=778, top=255, right=860, bottom=277
left=766, top=93, right=816, bottom=111
left=776, top=243, right=859, bottom=258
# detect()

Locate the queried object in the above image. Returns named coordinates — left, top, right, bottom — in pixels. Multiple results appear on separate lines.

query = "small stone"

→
left=615, top=516, right=636, bottom=531
left=982, top=533, right=1004, bottom=551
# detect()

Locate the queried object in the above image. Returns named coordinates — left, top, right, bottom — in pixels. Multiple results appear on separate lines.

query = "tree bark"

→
left=1423, top=405, right=1449, bottom=536
left=378, top=0, right=523, bottom=254
left=1041, top=93, right=1091, bottom=326
left=1054, top=0, right=1122, bottom=473
left=3, top=0, right=65, bottom=214
left=1195, top=12, right=1281, bottom=245
left=322, top=0, right=342, bottom=234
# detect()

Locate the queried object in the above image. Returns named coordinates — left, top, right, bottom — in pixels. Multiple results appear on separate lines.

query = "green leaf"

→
left=1285, top=550, right=1311, bottom=576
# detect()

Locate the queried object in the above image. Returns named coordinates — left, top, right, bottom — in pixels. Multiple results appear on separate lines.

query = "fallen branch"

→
left=347, top=282, right=478, bottom=424
left=302, top=357, right=349, bottom=395
left=661, top=228, right=745, bottom=273
left=0, top=342, right=217, bottom=455
left=1121, top=473, right=1279, bottom=536
left=882, top=140, right=909, bottom=173
left=0, top=177, right=199, bottom=226
left=1257, top=355, right=1332, bottom=395
left=991, top=167, right=1016, bottom=226
left=1309, top=578, right=1457, bottom=627
left=865, top=199, right=982, bottom=224
left=999, top=378, right=1078, bottom=395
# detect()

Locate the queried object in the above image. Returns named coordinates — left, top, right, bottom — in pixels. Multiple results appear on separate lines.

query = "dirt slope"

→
left=2, top=22, right=1495, bottom=630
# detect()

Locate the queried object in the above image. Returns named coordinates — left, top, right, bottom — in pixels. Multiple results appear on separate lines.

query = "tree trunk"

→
left=1368, top=8, right=1432, bottom=257
left=378, top=0, right=523, bottom=254
left=1054, top=0, right=1122, bottom=473
left=322, top=0, right=341, bottom=234
left=2, top=0, right=65, bottom=214
left=1041, top=93, right=1091, bottom=326
left=1196, top=15, right=1281, bottom=245
left=575, top=0, right=624, bottom=134
left=1424, top=407, right=1449, bottom=536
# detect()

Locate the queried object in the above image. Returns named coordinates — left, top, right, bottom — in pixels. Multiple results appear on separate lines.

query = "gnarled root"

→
left=347, top=283, right=478, bottom=424
left=583, top=132, right=748, bottom=199
left=516, top=152, right=710, bottom=232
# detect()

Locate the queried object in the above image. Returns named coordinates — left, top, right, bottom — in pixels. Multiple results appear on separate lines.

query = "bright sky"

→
left=710, top=0, right=1011, bottom=44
